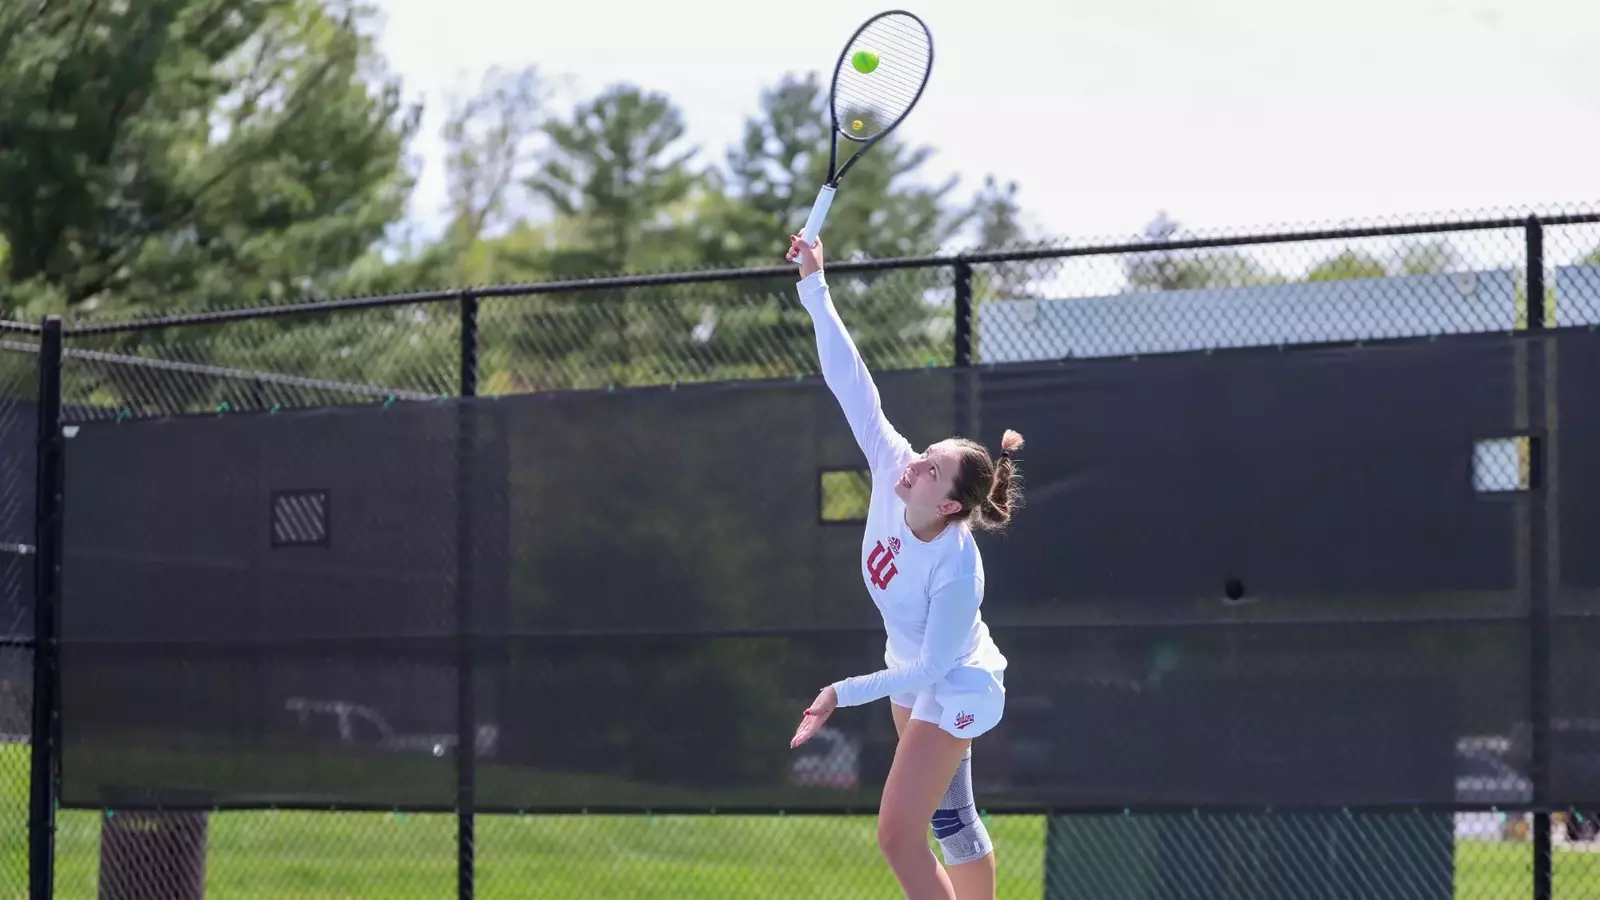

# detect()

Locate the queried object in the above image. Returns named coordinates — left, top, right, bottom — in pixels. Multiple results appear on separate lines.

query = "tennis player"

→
left=785, top=233, right=1021, bottom=900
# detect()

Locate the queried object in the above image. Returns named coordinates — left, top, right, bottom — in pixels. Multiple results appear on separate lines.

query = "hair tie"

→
left=998, top=450, right=1012, bottom=462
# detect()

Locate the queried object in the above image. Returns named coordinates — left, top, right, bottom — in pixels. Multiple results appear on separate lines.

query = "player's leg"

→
left=934, top=746, right=995, bottom=900
left=911, top=690, right=996, bottom=900
left=891, top=695, right=958, bottom=893
left=877, top=718, right=971, bottom=899
left=890, top=691, right=997, bottom=899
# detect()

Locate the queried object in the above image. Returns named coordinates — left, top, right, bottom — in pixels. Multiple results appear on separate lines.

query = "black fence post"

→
left=953, top=257, right=973, bottom=368
left=457, top=291, right=479, bottom=900
left=952, top=258, right=974, bottom=441
left=28, top=316, right=63, bottom=900
left=1524, top=216, right=1552, bottom=900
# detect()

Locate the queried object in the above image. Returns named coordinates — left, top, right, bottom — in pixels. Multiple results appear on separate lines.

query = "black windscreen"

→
left=58, top=331, right=1571, bottom=810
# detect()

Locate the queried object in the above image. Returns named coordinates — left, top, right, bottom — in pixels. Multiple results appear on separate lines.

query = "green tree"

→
left=1392, top=237, right=1463, bottom=276
left=0, top=0, right=419, bottom=320
left=968, top=175, right=1028, bottom=250
left=458, top=84, right=705, bottom=393
left=336, top=64, right=557, bottom=310
left=524, top=83, right=703, bottom=277
left=439, top=65, right=549, bottom=255
left=1306, top=249, right=1389, bottom=282
left=0, top=0, right=430, bottom=414
left=964, top=174, right=1041, bottom=306
left=1122, top=212, right=1284, bottom=291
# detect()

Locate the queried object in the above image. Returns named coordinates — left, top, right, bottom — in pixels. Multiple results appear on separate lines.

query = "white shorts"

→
left=890, top=664, right=1005, bottom=740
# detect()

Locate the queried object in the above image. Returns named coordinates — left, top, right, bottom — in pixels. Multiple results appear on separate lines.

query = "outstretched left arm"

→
left=830, top=571, right=985, bottom=708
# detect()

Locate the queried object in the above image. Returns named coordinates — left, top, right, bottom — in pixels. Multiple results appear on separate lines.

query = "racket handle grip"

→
left=797, top=184, right=836, bottom=255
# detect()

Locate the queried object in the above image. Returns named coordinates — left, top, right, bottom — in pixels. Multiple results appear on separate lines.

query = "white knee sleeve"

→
left=929, top=746, right=992, bottom=866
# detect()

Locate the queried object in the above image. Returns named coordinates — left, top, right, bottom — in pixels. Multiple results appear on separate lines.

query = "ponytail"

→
left=969, top=429, right=1025, bottom=533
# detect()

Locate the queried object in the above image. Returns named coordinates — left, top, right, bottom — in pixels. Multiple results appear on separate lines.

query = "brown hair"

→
left=947, top=429, right=1026, bottom=532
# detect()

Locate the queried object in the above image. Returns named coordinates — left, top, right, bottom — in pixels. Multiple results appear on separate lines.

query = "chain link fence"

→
left=471, top=266, right=958, bottom=394
left=50, top=212, right=1600, bottom=400
left=29, top=811, right=1600, bottom=898
left=58, top=303, right=460, bottom=421
left=971, top=227, right=1532, bottom=361
left=1, top=650, right=30, bottom=899
left=10, top=209, right=1600, bottom=897
left=2, top=326, right=39, bottom=900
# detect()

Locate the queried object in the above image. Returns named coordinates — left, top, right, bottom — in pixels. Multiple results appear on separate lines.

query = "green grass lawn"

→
left=3, top=744, right=1596, bottom=899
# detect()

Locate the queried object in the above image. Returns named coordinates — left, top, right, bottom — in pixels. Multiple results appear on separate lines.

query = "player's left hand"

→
left=790, top=685, right=838, bottom=749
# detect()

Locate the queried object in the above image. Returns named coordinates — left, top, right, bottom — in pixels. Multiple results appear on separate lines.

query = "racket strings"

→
left=833, top=14, right=931, bottom=140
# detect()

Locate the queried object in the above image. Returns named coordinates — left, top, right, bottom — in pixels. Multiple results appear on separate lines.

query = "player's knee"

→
left=932, top=807, right=993, bottom=867
left=930, top=747, right=993, bottom=866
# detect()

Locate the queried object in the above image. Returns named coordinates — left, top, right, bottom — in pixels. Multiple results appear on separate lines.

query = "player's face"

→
left=894, top=441, right=962, bottom=515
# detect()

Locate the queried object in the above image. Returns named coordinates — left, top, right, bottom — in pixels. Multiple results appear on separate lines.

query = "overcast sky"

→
left=370, top=0, right=1600, bottom=251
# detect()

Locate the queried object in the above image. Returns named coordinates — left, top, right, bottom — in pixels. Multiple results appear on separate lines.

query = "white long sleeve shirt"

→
left=798, top=271, right=1007, bottom=709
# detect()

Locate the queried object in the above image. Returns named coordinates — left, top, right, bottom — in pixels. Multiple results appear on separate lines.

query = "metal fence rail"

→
left=6, top=207, right=1600, bottom=898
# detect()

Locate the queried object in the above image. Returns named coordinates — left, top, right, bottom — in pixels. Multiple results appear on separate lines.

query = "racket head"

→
left=829, top=10, right=933, bottom=147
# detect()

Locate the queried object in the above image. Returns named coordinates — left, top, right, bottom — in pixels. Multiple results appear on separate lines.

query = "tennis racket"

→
left=790, top=10, right=934, bottom=261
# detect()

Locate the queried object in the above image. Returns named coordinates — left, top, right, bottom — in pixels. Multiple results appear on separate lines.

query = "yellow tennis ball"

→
left=851, top=119, right=863, bottom=131
left=852, top=50, right=879, bottom=74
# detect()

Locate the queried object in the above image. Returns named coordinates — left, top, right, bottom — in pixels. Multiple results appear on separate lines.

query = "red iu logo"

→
left=867, top=539, right=899, bottom=590
left=954, top=711, right=975, bottom=730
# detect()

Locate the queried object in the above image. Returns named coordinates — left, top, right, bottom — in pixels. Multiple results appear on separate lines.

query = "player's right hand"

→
left=787, top=234, right=824, bottom=279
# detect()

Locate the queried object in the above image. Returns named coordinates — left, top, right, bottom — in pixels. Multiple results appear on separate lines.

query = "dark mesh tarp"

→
left=1539, top=620, right=1600, bottom=805
left=1556, top=329, right=1600, bottom=611
left=973, top=334, right=1526, bottom=622
left=57, top=329, right=1579, bottom=810
left=1546, top=330, right=1600, bottom=804
left=59, top=402, right=483, bottom=644
left=489, top=370, right=957, bottom=634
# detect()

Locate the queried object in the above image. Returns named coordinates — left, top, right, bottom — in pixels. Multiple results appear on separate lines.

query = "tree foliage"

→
left=0, top=0, right=419, bottom=320
left=0, top=1, right=1488, bottom=398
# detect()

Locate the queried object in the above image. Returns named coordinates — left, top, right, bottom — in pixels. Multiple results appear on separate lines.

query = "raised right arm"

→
left=797, top=271, right=914, bottom=476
